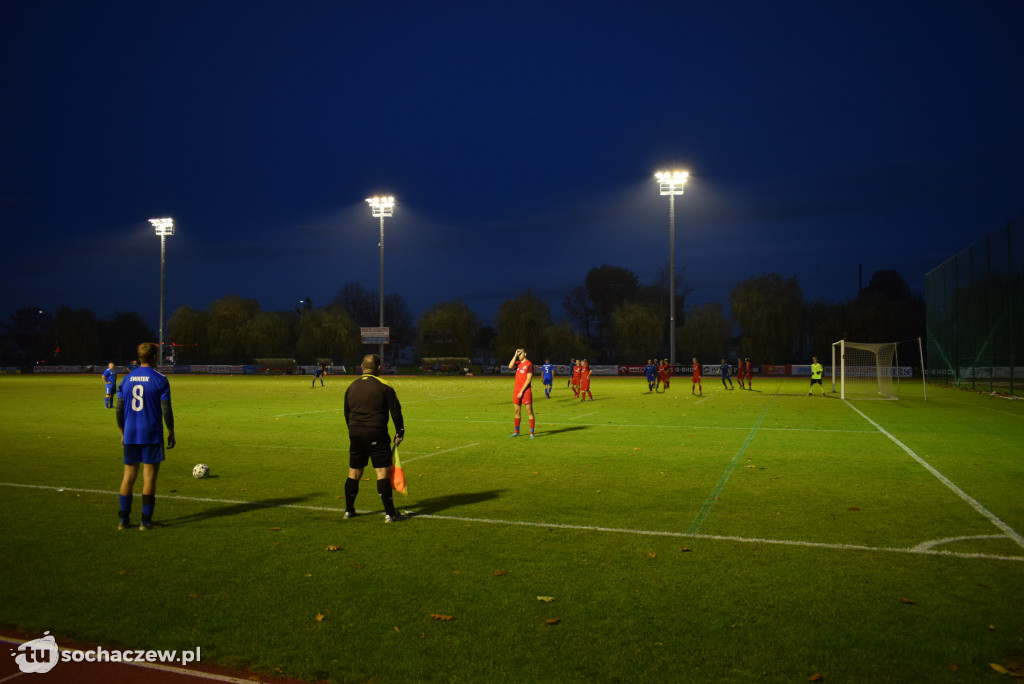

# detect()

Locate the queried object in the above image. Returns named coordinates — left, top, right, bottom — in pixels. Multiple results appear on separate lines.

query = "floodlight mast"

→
left=654, top=171, right=688, bottom=365
left=149, top=218, right=175, bottom=366
left=365, top=196, right=395, bottom=364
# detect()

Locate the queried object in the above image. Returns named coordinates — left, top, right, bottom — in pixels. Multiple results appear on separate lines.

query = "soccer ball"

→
left=192, top=463, right=210, bottom=479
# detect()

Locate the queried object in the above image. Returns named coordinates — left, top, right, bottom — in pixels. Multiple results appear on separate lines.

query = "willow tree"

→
left=730, top=273, right=804, bottom=363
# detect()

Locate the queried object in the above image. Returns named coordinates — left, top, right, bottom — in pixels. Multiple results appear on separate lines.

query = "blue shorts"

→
left=105, top=383, right=115, bottom=394
left=542, top=377, right=553, bottom=386
left=123, top=443, right=165, bottom=466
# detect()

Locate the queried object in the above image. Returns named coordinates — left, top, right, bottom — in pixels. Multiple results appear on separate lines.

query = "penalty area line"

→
left=2, top=482, right=1022, bottom=563
left=843, top=399, right=1024, bottom=550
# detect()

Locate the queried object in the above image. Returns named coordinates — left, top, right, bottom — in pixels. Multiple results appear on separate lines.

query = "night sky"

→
left=3, top=1, right=1022, bottom=329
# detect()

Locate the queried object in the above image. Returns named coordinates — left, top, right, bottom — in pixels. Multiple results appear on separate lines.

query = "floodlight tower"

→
left=149, top=217, right=175, bottom=366
left=365, top=196, right=395, bottom=364
left=654, top=171, right=689, bottom=365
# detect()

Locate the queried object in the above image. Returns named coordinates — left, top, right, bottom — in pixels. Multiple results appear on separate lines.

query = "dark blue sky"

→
left=3, top=1, right=1022, bottom=328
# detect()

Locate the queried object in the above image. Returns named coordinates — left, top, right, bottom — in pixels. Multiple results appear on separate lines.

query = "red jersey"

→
left=579, top=366, right=592, bottom=390
left=571, top=364, right=582, bottom=383
left=657, top=363, right=667, bottom=380
left=692, top=363, right=701, bottom=381
left=514, top=359, right=534, bottom=394
left=736, top=360, right=745, bottom=376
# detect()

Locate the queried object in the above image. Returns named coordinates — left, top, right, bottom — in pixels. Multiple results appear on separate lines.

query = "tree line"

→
left=0, top=269, right=923, bottom=367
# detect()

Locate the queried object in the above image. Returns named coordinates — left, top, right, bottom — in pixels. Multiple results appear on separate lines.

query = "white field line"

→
left=843, top=399, right=1024, bottom=550
left=272, top=407, right=342, bottom=418
left=272, top=394, right=458, bottom=418
left=400, top=443, right=480, bottom=464
left=3, top=482, right=1021, bottom=563
left=0, top=636, right=254, bottom=684
left=418, top=417, right=876, bottom=434
left=565, top=411, right=597, bottom=421
left=238, top=444, right=345, bottom=451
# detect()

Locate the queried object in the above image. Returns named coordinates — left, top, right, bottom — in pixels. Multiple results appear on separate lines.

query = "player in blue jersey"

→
left=541, top=358, right=554, bottom=398
left=115, top=342, right=175, bottom=531
left=645, top=359, right=657, bottom=392
left=566, top=358, right=576, bottom=388
left=719, top=359, right=734, bottom=389
left=313, top=363, right=327, bottom=388
left=102, top=362, right=117, bottom=408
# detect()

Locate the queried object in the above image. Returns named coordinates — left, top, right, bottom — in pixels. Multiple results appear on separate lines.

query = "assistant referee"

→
left=342, top=353, right=406, bottom=522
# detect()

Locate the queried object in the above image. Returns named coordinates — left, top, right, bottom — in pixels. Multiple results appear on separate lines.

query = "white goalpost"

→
left=831, top=338, right=927, bottom=400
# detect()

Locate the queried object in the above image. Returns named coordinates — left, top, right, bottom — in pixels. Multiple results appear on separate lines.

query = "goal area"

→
left=831, top=338, right=927, bottom=400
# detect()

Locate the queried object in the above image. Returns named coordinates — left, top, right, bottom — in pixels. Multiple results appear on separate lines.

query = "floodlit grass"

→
left=1, top=373, right=1022, bottom=683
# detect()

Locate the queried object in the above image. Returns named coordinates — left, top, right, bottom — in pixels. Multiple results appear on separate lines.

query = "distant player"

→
left=116, top=342, right=175, bottom=531
left=567, top=358, right=576, bottom=388
left=691, top=357, right=702, bottom=396
left=736, top=358, right=746, bottom=389
left=313, top=363, right=327, bottom=388
left=571, top=360, right=583, bottom=398
left=745, top=358, right=753, bottom=389
left=509, top=348, right=535, bottom=438
left=579, top=359, right=593, bottom=401
left=645, top=359, right=657, bottom=392
left=541, top=358, right=554, bottom=398
left=810, top=356, right=825, bottom=396
left=102, top=362, right=117, bottom=408
left=720, top=359, right=733, bottom=389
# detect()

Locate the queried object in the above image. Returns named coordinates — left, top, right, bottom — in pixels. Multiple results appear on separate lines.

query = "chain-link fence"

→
left=926, top=214, right=1023, bottom=394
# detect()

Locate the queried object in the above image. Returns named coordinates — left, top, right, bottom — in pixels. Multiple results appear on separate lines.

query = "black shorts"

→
left=810, top=378, right=823, bottom=385
left=348, top=432, right=393, bottom=470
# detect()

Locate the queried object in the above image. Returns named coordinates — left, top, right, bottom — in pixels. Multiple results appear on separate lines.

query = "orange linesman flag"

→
left=390, top=445, right=408, bottom=496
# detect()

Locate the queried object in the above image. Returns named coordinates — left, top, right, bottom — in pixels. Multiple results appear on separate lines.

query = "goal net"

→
left=831, top=339, right=927, bottom=400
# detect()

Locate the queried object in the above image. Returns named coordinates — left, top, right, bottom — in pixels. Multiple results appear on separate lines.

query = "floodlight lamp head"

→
left=149, top=217, right=175, bottom=236
left=366, top=196, right=395, bottom=217
left=654, top=170, right=689, bottom=195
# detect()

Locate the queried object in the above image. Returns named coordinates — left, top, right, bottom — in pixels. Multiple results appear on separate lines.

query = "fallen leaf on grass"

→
left=360, top=477, right=370, bottom=481
left=989, top=663, right=1009, bottom=674
left=744, top=465, right=756, bottom=469
left=430, top=614, right=455, bottom=621
left=493, top=570, right=507, bottom=576
left=545, top=618, right=561, bottom=625
left=807, top=674, right=823, bottom=681
left=537, top=596, right=555, bottom=603
left=848, top=506, right=861, bottom=511
left=327, top=545, right=341, bottom=552
left=188, top=594, right=198, bottom=598
left=898, top=598, right=916, bottom=604
left=352, top=564, right=365, bottom=569
left=681, top=548, right=692, bottom=553
left=989, top=625, right=996, bottom=631
left=269, top=527, right=281, bottom=531
left=315, top=613, right=325, bottom=622
left=648, top=552, right=656, bottom=558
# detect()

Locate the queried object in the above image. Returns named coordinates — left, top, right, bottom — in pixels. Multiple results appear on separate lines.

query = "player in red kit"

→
left=579, top=359, right=593, bottom=401
left=571, top=360, right=582, bottom=398
left=736, top=358, right=746, bottom=389
left=509, top=348, right=535, bottom=438
left=691, top=357, right=702, bottom=395
left=745, top=358, right=753, bottom=389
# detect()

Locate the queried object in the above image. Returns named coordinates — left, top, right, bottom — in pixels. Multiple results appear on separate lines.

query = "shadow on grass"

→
left=405, top=489, right=507, bottom=515
left=540, top=425, right=588, bottom=437
left=160, top=494, right=324, bottom=526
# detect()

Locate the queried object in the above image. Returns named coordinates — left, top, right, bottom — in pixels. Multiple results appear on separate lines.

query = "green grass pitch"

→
left=1, top=373, right=1022, bottom=682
